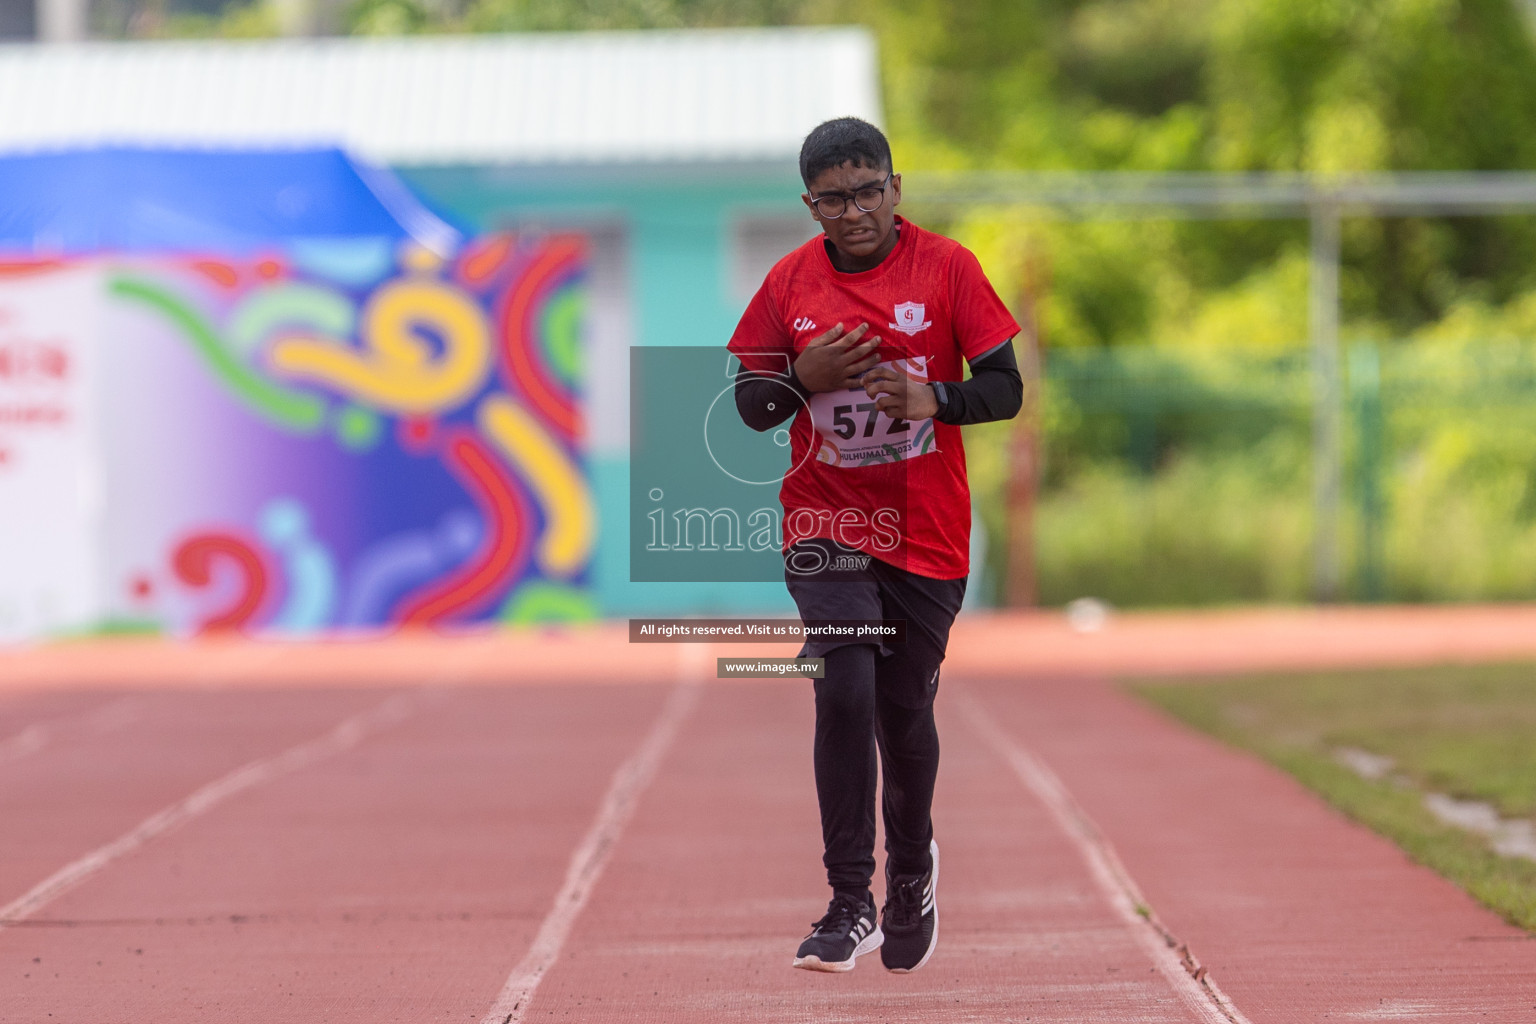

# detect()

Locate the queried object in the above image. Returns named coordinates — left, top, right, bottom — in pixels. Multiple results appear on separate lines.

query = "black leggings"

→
left=814, top=643, right=940, bottom=899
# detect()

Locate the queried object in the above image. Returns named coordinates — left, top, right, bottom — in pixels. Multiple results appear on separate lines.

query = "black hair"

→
left=799, top=117, right=893, bottom=188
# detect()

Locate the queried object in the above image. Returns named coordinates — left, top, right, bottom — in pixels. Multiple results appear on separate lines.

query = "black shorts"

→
left=783, top=537, right=967, bottom=709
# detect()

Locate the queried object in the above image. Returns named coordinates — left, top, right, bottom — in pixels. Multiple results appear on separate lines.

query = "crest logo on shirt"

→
left=793, top=316, right=819, bottom=332
left=889, top=302, right=932, bottom=336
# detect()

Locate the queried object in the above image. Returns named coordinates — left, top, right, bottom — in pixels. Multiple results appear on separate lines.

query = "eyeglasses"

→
left=807, top=173, right=893, bottom=219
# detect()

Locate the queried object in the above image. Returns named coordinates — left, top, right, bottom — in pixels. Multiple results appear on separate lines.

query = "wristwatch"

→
left=930, top=381, right=950, bottom=419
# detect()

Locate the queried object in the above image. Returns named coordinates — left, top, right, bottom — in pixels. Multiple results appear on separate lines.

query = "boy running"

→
left=727, top=117, right=1023, bottom=973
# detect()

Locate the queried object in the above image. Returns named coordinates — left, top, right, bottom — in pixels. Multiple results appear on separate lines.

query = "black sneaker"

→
left=792, top=892, right=882, bottom=972
left=880, top=839, right=939, bottom=973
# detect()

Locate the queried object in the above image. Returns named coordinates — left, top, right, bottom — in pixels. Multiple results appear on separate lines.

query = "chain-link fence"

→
left=975, top=340, right=1536, bottom=607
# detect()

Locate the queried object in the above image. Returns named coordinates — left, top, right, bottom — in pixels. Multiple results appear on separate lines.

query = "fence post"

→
left=1310, top=202, right=1344, bottom=602
left=1349, top=340, right=1385, bottom=600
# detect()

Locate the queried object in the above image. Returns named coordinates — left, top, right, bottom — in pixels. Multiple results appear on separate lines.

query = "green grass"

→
left=48, top=619, right=164, bottom=642
left=1132, top=663, right=1536, bottom=931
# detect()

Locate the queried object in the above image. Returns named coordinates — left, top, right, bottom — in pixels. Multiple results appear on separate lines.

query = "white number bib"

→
left=807, top=357, right=939, bottom=468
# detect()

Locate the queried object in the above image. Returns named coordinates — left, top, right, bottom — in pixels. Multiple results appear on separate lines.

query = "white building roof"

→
left=0, top=28, right=882, bottom=166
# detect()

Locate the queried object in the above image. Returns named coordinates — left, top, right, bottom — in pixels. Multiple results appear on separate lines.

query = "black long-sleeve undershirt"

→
left=933, top=339, right=1023, bottom=424
left=734, top=362, right=812, bottom=432
left=733, top=338, right=1023, bottom=432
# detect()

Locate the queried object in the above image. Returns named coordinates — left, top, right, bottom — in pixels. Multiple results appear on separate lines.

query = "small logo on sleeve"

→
left=889, top=302, right=932, bottom=336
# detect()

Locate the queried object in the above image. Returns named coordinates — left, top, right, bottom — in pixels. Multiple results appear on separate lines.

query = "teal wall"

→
left=399, top=163, right=804, bottom=617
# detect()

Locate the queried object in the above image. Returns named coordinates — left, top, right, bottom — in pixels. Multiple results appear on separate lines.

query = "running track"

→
left=3, top=608, right=1536, bottom=1022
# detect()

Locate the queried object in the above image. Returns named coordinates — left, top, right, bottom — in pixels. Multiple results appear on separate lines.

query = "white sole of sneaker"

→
left=791, top=926, right=884, bottom=972
left=886, top=839, right=939, bottom=974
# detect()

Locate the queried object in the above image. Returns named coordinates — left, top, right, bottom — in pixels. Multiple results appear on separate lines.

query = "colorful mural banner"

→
left=1, top=233, right=595, bottom=640
left=0, top=265, right=106, bottom=642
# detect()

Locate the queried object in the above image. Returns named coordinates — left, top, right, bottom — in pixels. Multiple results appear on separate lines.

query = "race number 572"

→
left=831, top=403, right=910, bottom=440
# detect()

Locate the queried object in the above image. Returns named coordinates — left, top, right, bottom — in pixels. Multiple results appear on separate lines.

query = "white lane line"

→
left=0, top=724, right=47, bottom=765
left=956, top=691, right=1253, bottom=1024
left=0, top=690, right=427, bottom=928
left=0, top=697, right=141, bottom=768
left=478, top=647, right=706, bottom=1024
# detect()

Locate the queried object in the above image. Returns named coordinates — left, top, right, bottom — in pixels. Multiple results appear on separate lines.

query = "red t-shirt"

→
left=728, top=218, right=1019, bottom=579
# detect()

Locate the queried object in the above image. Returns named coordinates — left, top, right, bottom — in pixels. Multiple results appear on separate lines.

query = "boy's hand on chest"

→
left=793, top=322, right=884, bottom=392
left=860, top=364, right=939, bottom=421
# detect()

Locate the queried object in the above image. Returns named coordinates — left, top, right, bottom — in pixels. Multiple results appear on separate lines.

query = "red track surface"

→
left=2, top=607, right=1535, bottom=1022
